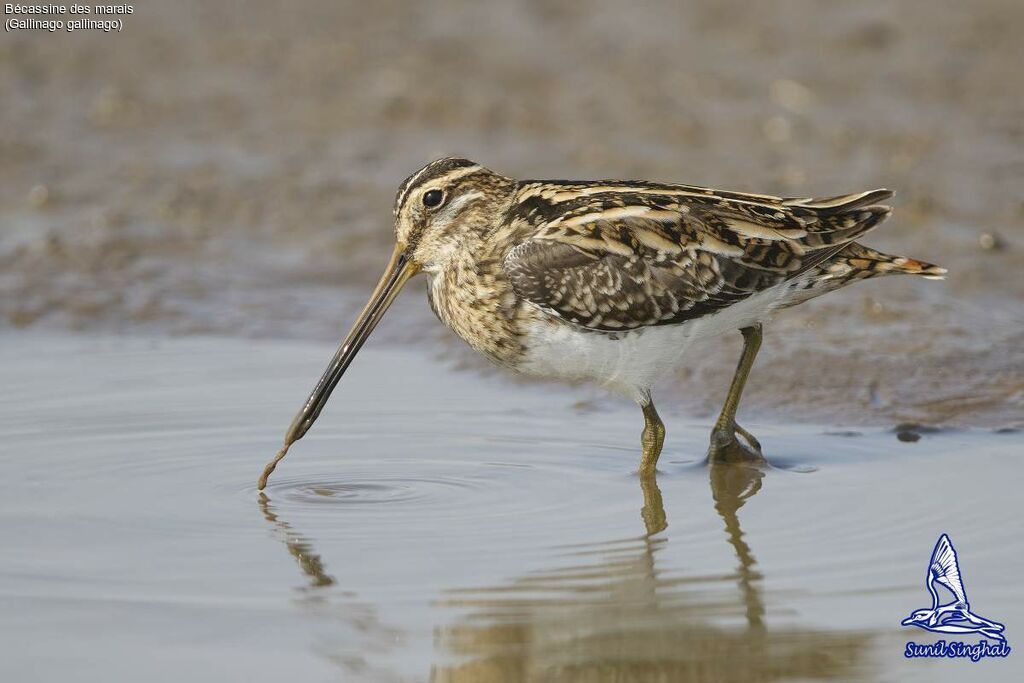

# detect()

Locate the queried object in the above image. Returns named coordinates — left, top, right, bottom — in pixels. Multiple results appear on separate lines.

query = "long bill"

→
left=258, top=245, right=419, bottom=489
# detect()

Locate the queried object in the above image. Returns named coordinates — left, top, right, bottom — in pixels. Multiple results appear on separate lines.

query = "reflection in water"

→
left=711, top=464, right=764, bottom=636
left=258, top=494, right=403, bottom=679
left=431, top=466, right=872, bottom=683
left=259, top=493, right=336, bottom=590
left=258, top=467, right=873, bottom=682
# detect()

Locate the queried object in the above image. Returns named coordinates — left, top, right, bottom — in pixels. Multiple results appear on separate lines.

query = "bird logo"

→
left=901, top=534, right=1006, bottom=642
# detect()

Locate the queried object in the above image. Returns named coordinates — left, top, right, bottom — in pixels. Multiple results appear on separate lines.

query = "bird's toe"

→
left=707, top=423, right=766, bottom=465
left=734, top=423, right=762, bottom=452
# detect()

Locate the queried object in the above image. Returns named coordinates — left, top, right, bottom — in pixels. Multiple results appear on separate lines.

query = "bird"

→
left=257, top=157, right=945, bottom=489
left=901, top=534, right=1006, bottom=641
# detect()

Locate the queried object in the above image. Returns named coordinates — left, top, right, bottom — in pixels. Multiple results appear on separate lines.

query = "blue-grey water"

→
left=1, top=333, right=1020, bottom=682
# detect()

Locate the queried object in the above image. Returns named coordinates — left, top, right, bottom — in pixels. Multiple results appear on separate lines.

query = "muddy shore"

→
left=2, top=0, right=1021, bottom=425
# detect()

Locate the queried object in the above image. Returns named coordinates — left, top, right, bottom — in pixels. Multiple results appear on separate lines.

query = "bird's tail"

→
left=783, top=189, right=947, bottom=278
left=825, top=243, right=948, bottom=281
left=775, top=242, right=946, bottom=310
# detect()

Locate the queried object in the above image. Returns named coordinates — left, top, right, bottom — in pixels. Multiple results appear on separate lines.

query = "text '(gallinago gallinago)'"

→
left=258, top=158, right=945, bottom=488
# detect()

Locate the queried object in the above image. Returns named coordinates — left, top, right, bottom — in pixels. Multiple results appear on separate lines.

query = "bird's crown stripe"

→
left=395, top=163, right=483, bottom=212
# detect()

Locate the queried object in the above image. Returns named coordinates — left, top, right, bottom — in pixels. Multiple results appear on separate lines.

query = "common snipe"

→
left=258, top=158, right=945, bottom=488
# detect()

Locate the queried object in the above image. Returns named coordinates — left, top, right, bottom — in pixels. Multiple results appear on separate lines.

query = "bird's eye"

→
left=422, top=189, right=444, bottom=208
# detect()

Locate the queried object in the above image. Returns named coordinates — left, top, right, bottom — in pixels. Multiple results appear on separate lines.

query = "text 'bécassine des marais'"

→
left=4, top=4, right=133, bottom=15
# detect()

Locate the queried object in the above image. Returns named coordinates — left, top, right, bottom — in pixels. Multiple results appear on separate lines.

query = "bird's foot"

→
left=707, top=421, right=765, bottom=465
left=733, top=423, right=761, bottom=452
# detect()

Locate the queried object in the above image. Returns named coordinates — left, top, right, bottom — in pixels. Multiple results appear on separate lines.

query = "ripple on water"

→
left=267, top=475, right=477, bottom=507
left=239, top=431, right=651, bottom=552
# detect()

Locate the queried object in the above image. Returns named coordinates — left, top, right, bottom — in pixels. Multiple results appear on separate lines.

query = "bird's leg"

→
left=708, top=324, right=765, bottom=464
left=639, top=397, right=666, bottom=476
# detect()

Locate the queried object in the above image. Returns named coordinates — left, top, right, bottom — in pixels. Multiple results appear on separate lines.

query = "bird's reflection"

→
left=258, top=493, right=403, bottom=679
left=710, top=463, right=765, bottom=636
left=259, top=493, right=336, bottom=591
left=431, top=466, right=871, bottom=682
left=258, top=466, right=871, bottom=682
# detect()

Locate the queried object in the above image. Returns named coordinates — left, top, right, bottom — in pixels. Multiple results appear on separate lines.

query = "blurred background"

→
left=2, top=0, right=1022, bottom=425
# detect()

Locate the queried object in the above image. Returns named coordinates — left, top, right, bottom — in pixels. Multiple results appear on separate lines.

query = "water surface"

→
left=0, top=334, right=1020, bottom=682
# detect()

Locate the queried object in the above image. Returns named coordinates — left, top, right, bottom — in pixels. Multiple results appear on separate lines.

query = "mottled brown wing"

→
left=503, top=222, right=779, bottom=330
left=502, top=185, right=893, bottom=331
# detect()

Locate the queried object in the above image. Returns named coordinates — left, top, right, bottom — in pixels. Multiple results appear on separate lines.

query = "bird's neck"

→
left=426, top=243, right=524, bottom=368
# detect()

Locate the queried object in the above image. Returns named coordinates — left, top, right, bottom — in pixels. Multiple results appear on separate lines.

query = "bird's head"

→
left=276, top=158, right=512, bottom=450
left=901, top=609, right=931, bottom=626
left=392, top=157, right=514, bottom=273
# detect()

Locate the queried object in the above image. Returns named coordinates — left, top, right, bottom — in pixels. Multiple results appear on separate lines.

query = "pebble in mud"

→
left=27, top=185, right=49, bottom=208
left=894, top=422, right=945, bottom=443
left=978, top=232, right=1005, bottom=251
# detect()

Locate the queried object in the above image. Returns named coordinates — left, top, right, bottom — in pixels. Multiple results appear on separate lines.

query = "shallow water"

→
left=1, top=334, right=1021, bottom=682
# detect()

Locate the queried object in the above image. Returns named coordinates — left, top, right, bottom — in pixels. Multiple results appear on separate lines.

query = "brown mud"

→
left=2, top=0, right=1022, bottom=427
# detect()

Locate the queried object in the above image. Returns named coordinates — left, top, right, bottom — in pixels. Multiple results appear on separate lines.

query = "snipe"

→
left=258, top=158, right=944, bottom=488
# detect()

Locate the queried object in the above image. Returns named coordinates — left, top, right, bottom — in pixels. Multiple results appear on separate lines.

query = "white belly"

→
left=519, top=282, right=794, bottom=401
